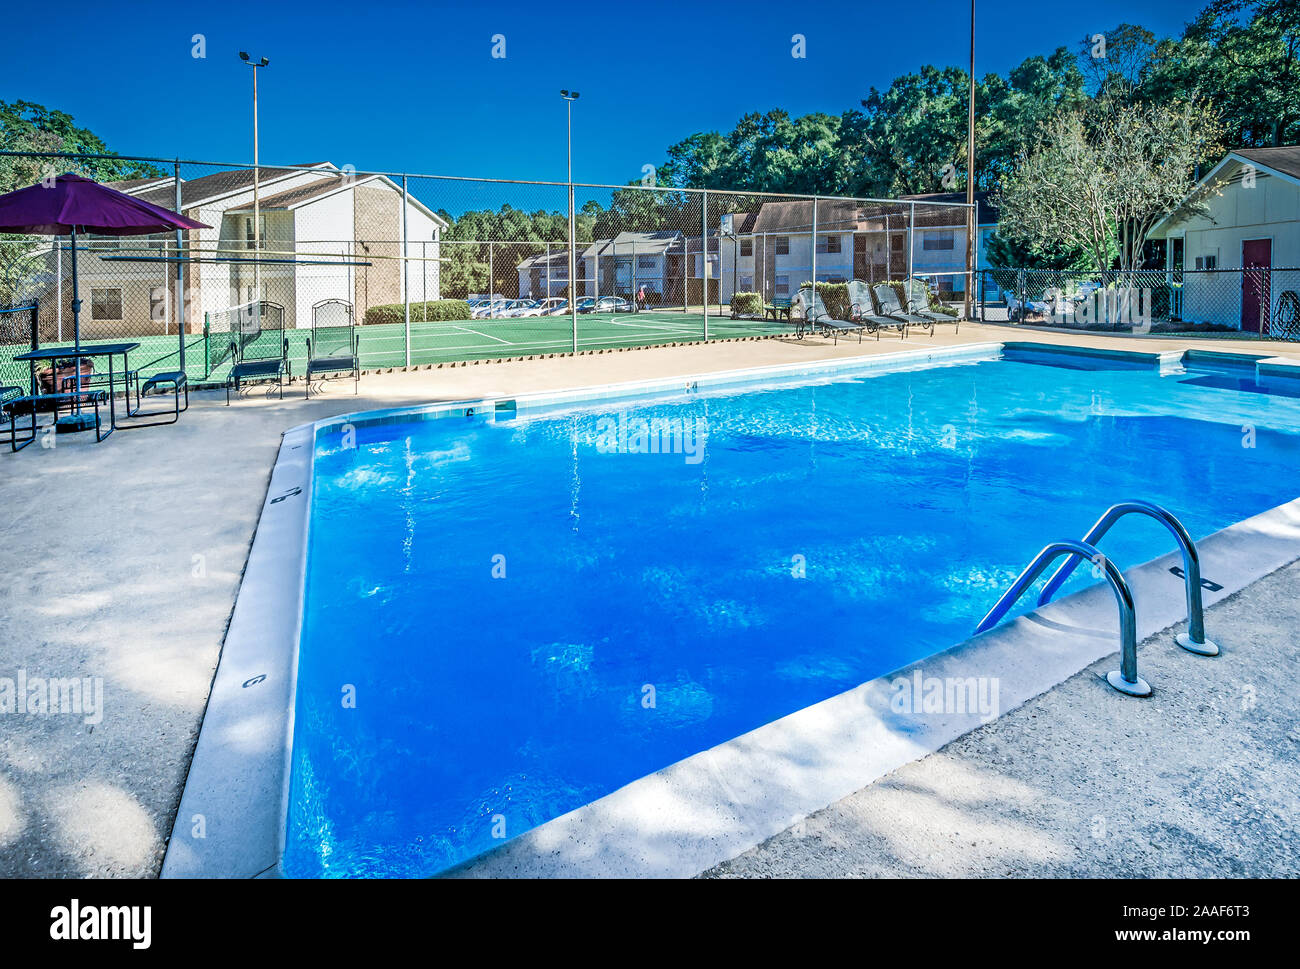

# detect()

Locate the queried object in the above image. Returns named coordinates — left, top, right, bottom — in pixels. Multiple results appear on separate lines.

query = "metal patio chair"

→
left=225, top=301, right=288, bottom=404
left=305, top=299, right=360, bottom=398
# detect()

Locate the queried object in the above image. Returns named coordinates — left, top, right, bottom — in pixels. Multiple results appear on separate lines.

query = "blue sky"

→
left=5, top=0, right=1202, bottom=185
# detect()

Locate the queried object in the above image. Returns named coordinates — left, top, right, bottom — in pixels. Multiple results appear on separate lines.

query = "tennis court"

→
left=1, top=308, right=792, bottom=391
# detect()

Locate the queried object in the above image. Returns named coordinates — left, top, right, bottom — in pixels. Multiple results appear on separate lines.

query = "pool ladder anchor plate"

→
left=975, top=500, right=1219, bottom=697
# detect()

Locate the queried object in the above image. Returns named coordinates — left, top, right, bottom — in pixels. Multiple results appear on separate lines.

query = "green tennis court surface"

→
left=3, top=310, right=791, bottom=389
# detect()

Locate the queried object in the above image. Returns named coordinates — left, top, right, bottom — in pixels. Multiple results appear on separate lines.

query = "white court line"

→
left=448, top=324, right=513, bottom=345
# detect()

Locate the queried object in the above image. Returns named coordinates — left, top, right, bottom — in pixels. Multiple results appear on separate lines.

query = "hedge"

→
left=363, top=299, right=471, bottom=326
left=731, top=291, right=762, bottom=315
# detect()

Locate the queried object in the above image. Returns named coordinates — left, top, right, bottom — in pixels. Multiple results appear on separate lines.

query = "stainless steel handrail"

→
left=974, top=539, right=1151, bottom=697
left=1036, top=499, right=1218, bottom=657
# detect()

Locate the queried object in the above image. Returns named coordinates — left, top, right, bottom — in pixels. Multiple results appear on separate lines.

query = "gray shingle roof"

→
left=901, top=190, right=998, bottom=226
left=111, top=165, right=333, bottom=211
left=1234, top=146, right=1300, bottom=180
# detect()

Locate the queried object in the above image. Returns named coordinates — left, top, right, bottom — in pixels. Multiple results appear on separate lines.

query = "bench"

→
left=764, top=296, right=793, bottom=321
left=7, top=389, right=110, bottom=451
left=118, top=371, right=189, bottom=429
left=61, top=367, right=142, bottom=415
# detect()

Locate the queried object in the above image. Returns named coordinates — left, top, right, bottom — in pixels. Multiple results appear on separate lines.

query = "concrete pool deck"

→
left=1, top=322, right=1298, bottom=877
left=703, top=557, right=1300, bottom=878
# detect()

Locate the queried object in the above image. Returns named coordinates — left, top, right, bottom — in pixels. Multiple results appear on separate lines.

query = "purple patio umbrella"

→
left=0, top=173, right=208, bottom=426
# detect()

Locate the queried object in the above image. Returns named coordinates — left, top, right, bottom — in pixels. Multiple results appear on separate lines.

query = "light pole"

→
left=965, top=1, right=976, bottom=321
left=561, top=89, right=580, bottom=352
left=240, top=51, right=269, bottom=304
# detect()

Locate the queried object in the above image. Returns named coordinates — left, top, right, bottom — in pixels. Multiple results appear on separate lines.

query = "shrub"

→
left=731, top=291, right=762, bottom=315
left=363, top=299, right=472, bottom=326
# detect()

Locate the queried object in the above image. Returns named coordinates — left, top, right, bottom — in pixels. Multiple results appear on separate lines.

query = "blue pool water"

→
left=285, top=349, right=1300, bottom=876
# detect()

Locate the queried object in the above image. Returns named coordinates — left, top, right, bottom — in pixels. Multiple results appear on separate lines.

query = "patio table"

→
left=12, top=342, right=142, bottom=433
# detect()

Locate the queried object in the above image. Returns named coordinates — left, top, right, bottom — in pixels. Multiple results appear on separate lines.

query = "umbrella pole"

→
left=57, top=225, right=94, bottom=432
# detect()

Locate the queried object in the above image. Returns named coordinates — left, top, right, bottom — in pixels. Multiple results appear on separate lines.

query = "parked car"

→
left=504, top=299, right=542, bottom=317
left=595, top=296, right=635, bottom=314
left=537, top=298, right=569, bottom=315
left=472, top=299, right=510, bottom=319
left=516, top=298, right=562, bottom=317
left=574, top=297, right=597, bottom=314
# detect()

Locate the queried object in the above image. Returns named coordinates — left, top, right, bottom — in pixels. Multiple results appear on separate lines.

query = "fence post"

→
left=702, top=189, right=709, bottom=340
left=546, top=243, right=551, bottom=302
left=203, top=312, right=210, bottom=378
left=175, top=159, right=186, bottom=373
left=1017, top=268, right=1026, bottom=323
left=568, top=183, right=577, bottom=353
left=488, top=241, right=494, bottom=318
left=907, top=201, right=915, bottom=282
left=811, top=196, right=818, bottom=314
left=402, top=175, right=411, bottom=368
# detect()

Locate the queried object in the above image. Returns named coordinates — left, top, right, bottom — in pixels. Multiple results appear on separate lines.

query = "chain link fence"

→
left=0, top=151, right=976, bottom=387
left=977, top=267, right=1300, bottom=340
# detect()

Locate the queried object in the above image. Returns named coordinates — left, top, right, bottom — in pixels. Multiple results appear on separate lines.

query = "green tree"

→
left=1144, top=1, right=1300, bottom=147
left=0, top=100, right=159, bottom=191
left=996, top=100, right=1224, bottom=273
left=0, top=101, right=160, bottom=304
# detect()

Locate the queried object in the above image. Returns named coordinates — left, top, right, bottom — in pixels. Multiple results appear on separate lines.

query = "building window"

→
left=637, top=256, right=656, bottom=270
left=891, top=235, right=904, bottom=253
left=774, top=236, right=790, bottom=255
left=775, top=275, right=789, bottom=295
left=923, top=230, right=955, bottom=251
left=740, top=238, right=753, bottom=257
left=149, top=286, right=167, bottom=322
left=816, top=235, right=841, bottom=254
left=91, top=288, right=122, bottom=320
left=740, top=274, right=753, bottom=289
left=1194, top=253, right=1218, bottom=270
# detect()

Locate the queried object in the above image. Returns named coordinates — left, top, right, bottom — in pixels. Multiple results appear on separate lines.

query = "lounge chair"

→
left=225, top=300, right=289, bottom=404
left=796, top=286, right=868, bottom=344
left=901, top=277, right=960, bottom=335
left=305, top=299, right=360, bottom=398
left=846, top=280, right=908, bottom=340
left=872, top=282, right=933, bottom=334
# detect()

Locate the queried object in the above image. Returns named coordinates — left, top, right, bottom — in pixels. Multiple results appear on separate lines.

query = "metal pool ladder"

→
left=974, top=500, right=1218, bottom=698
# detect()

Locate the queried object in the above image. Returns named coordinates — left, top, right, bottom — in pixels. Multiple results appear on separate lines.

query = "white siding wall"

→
left=292, top=190, right=355, bottom=329
left=189, top=169, right=340, bottom=330
left=402, top=201, right=442, bottom=304
left=1157, top=169, right=1300, bottom=327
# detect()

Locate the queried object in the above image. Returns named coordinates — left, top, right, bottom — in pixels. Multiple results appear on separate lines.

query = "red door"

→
left=1242, top=239, right=1272, bottom=334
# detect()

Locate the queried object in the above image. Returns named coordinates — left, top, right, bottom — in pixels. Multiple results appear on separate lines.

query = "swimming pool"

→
left=280, top=343, right=1300, bottom=877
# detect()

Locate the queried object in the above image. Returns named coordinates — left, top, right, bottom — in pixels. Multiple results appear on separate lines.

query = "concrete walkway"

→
left=1, top=324, right=1297, bottom=877
left=704, top=558, right=1300, bottom=878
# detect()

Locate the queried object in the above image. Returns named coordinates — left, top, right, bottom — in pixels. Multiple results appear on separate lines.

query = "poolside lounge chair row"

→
left=791, top=278, right=962, bottom=344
